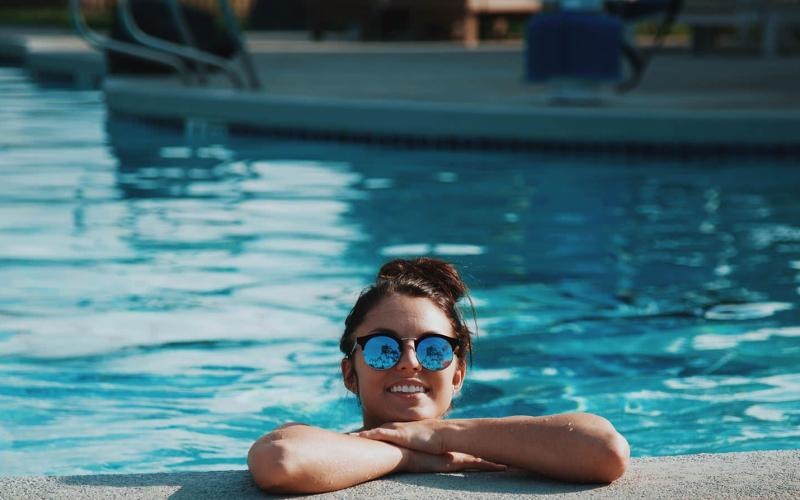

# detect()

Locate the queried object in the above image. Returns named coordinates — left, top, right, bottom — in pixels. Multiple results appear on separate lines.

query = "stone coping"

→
left=2, top=28, right=800, bottom=152
left=0, top=450, right=798, bottom=499
left=103, top=76, right=800, bottom=150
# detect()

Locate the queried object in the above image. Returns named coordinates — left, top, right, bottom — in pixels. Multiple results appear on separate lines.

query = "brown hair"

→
left=339, top=257, right=475, bottom=367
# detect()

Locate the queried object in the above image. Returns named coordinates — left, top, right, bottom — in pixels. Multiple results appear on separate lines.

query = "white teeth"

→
left=389, top=385, right=426, bottom=393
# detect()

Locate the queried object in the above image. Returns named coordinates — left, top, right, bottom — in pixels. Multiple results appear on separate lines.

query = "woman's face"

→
left=342, top=294, right=466, bottom=429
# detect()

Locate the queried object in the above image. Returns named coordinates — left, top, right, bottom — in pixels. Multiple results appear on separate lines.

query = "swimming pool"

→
left=0, top=66, right=798, bottom=476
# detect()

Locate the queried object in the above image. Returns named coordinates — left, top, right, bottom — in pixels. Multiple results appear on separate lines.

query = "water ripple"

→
left=2, top=66, right=800, bottom=475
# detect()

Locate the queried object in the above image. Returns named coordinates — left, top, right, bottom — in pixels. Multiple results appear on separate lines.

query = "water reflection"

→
left=106, top=117, right=238, bottom=200
left=101, top=115, right=800, bottom=454
left=2, top=74, right=800, bottom=476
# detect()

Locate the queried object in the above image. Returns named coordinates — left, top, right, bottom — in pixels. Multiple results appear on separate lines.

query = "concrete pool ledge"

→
left=0, top=28, right=104, bottom=88
left=105, top=76, right=800, bottom=150
left=2, top=28, right=800, bottom=152
left=100, top=44, right=800, bottom=152
left=1, top=451, right=798, bottom=499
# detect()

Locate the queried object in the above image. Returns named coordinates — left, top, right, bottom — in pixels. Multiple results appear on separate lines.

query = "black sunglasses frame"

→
left=349, top=331, right=461, bottom=370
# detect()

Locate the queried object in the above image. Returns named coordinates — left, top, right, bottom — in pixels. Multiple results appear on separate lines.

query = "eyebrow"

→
left=367, top=328, right=398, bottom=336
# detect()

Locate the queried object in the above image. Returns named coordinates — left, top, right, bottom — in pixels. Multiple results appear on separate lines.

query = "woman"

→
left=248, top=258, right=629, bottom=493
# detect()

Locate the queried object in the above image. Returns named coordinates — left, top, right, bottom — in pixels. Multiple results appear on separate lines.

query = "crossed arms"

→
left=247, top=413, right=629, bottom=494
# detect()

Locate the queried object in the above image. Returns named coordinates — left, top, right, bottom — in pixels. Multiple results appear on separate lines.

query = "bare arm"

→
left=442, top=414, right=629, bottom=482
left=355, top=413, right=630, bottom=483
left=248, top=423, right=505, bottom=494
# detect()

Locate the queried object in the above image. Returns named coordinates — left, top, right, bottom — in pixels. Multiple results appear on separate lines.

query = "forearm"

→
left=248, top=424, right=407, bottom=493
left=442, top=414, right=629, bottom=482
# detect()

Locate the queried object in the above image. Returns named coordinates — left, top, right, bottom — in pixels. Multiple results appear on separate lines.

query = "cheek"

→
left=355, top=365, right=382, bottom=391
left=433, top=372, right=457, bottom=395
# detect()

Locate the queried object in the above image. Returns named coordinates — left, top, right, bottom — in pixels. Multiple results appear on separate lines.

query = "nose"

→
left=395, top=339, right=421, bottom=372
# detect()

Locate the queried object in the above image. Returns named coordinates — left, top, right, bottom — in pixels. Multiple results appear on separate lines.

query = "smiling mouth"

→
left=387, top=385, right=429, bottom=394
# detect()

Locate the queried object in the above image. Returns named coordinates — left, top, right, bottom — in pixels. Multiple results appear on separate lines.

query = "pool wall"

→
left=103, top=76, right=800, bottom=156
left=0, top=451, right=797, bottom=499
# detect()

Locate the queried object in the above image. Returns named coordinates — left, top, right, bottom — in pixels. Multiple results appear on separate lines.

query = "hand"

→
left=352, top=419, right=447, bottom=455
left=402, top=449, right=507, bottom=474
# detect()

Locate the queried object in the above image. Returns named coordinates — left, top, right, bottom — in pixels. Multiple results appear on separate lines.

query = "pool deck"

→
left=0, top=27, right=104, bottom=88
left=2, top=27, right=800, bottom=152
left=0, top=450, right=798, bottom=499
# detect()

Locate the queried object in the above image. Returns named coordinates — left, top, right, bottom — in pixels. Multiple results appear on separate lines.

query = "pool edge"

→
left=1, top=450, right=798, bottom=499
left=104, top=77, right=800, bottom=154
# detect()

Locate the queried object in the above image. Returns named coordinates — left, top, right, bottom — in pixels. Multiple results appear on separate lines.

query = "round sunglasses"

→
left=350, top=332, right=460, bottom=371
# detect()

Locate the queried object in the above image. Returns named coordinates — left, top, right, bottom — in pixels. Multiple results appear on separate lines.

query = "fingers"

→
left=349, top=429, right=380, bottom=439
left=350, top=429, right=506, bottom=473
left=350, top=428, right=387, bottom=438
left=400, top=449, right=507, bottom=474
left=464, top=458, right=508, bottom=472
left=351, top=428, right=401, bottom=445
left=448, top=452, right=507, bottom=472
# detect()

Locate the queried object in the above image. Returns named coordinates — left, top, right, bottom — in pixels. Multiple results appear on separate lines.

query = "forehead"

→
left=357, top=294, right=453, bottom=336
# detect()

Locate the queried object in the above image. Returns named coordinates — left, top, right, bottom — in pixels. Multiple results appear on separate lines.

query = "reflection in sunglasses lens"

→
left=363, top=336, right=400, bottom=370
left=418, top=337, right=453, bottom=371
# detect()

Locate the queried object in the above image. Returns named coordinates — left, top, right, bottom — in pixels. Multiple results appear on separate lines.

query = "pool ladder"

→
left=68, top=0, right=261, bottom=90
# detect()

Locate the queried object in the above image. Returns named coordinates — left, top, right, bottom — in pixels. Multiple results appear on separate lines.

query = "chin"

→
left=382, top=404, right=441, bottom=423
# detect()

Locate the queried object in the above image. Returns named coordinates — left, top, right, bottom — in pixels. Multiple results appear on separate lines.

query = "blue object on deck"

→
left=525, top=11, right=623, bottom=83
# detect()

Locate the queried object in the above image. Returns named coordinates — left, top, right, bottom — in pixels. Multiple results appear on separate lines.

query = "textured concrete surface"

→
left=0, top=451, right=798, bottom=499
left=99, top=44, right=800, bottom=149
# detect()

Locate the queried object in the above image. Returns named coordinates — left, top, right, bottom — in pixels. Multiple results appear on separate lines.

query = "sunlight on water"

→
left=1, top=67, right=799, bottom=476
left=693, top=326, right=800, bottom=350
left=704, top=302, right=795, bottom=321
left=381, top=243, right=486, bottom=257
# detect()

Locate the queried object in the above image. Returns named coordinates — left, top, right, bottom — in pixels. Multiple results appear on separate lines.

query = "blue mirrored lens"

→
left=417, top=336, right=454, bottom=371
left=362, top=336, right=401, bottom=370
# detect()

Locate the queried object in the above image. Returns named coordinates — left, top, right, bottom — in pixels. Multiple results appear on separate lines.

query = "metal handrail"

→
left=165, top=0, right=197, bottom=49
left=164, top=0, right=207, bottom=84
left=71, top=0, right=259, bottom=90
left=118, top=0, right=245, bottom=89
left=217, top=0, right=261, bottom=90
left=69, top=0, right=191, bottom=84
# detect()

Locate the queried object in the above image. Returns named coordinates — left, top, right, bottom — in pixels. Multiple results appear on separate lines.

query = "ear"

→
left=341, top=358, right=359, bottom=395
left=451, top=361, right=467, bottom=393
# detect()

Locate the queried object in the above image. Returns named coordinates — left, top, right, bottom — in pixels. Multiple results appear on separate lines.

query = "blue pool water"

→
left=1, top=66, right=799, bottom=476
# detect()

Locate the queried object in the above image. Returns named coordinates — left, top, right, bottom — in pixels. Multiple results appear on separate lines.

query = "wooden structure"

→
left=680, top=0, right=800, bottom=55
left=72, top=1, right=542, bottom=44
left=80, top=0, right=255, bottom=18
left=361, top=0, right=541, bottom=44
left=463, top=1, right=543, bottom=44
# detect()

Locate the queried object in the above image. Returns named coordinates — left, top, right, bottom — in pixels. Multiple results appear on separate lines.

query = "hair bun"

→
left=341, top=256, right=475, bottom=364
left=377, top=257, right=467, bottom=302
